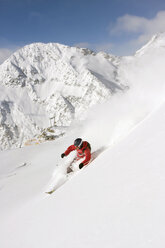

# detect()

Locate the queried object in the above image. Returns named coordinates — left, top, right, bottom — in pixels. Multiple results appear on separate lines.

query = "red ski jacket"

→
left=64, top=141, right=91, bottom=165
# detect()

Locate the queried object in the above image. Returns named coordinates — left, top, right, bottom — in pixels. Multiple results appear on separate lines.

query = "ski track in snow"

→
left=45, top=146, right=107, bottom=194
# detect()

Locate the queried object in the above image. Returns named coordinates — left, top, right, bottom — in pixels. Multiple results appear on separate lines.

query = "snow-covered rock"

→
left=0, top=43, right=125, bottom=150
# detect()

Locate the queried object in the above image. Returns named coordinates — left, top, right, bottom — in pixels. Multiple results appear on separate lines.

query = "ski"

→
left=45, top=189, right=56, bottom=194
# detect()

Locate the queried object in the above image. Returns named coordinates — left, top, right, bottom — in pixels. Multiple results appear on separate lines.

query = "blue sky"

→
left=1, top=0, right=165, bottom=63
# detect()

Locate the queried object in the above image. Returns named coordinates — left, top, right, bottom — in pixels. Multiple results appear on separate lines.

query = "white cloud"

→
left=111, top=11, right=165, bottom=35
left=108, top=11, right=165, bottom=55
left=75, top=11, right=165, bottom=56
left=111, top=15, right=147, bottom=34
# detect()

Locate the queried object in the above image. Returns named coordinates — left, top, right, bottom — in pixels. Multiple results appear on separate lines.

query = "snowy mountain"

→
left=1, top=33, right=165, bottom=150
left=0, top=43, right=126, bottom=150
left=1, top=33, right=165, bottom=247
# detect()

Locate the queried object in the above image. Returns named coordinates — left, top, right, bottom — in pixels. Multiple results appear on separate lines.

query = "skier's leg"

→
left=66, top=156, right=77, bottom=173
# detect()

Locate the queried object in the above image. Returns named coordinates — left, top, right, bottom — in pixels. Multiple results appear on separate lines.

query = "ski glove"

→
left=79, top=163, right=84, bottom=169
left=61, top=153, right=66, bottom=158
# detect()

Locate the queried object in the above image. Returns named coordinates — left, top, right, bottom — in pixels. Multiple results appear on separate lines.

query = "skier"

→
left=61, top=138, right=91, bottom=169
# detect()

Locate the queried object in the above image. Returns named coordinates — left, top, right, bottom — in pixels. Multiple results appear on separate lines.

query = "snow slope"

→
left=0, top=94, right=165, bottom=248
left=1, top=33, right=165, bottom=247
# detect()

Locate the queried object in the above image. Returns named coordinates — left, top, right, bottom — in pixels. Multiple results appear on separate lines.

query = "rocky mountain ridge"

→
left=0, top=42, right=126, bottom=150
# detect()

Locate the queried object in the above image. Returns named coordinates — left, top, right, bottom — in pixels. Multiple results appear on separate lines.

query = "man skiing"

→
left=61, top=138, right=91, bottom=169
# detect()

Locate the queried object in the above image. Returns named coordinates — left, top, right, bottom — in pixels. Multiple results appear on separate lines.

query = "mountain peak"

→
left=135, top=32, right=165, bottom=56
left=0, top=41, right=123, bottom=150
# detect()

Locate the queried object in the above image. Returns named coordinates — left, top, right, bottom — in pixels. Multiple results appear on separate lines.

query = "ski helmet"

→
left=74, top=138, right=83, bottom=148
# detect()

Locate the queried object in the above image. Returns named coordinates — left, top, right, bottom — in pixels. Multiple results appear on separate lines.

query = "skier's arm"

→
left=81, top=148, right=91, bottom=166
left=64, top=145, right=76, bottom=156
